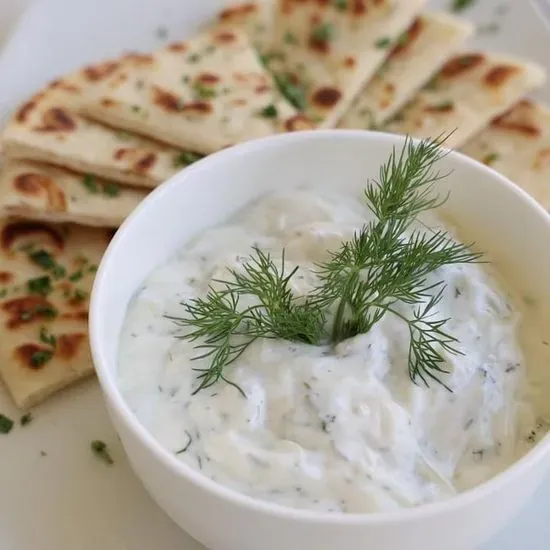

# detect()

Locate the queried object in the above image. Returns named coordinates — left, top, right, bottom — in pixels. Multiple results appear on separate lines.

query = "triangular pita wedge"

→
left=263, top=0, right=428, bottom=128
left=338, top=12, right=474, bottom=129
left=462, top=100, right=550, bottom=208
left=81, top=28, right=311, bottom=154
left=214, top=1, right=276, bottom=54
left=0, top=160, right=147, bottom=228
left=0, top=217, right=110, bottom=408
left=381, top=52, right=546, bottom=148
left=2, top=55, right=193, bottom=189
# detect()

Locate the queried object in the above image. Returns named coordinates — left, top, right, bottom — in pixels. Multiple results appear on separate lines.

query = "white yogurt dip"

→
left=117, top=187, right=550, bottom=513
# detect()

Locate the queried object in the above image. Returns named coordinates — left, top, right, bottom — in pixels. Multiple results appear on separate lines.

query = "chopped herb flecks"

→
left=451, top=0, right=476, bottom=12
left=30, top=350, right=54, bottom=369
left=0, top=414, right=14, bottom=434
left=483, top=152, right=499, bottom=165
left=28, top=249, right=56, bottom=270
left=91, top=440, right=114, bottom=465
left=260, top=104, right=278, bottom=118
left=20, top=413, right=33, bottom=426
left=375, top=37, right=392, bottom=49
left=39, top=326, right=57, bottom=348
left=274, top=74, right=307, bottom=111
left=173, top=151, right=203, bottom=168
left=284, top=31, right=297, bottom=44
left=103, top=182, right=120, bottom=197
left=27, top=276, right=52, bottom=296
left=311, top=22, right=335, bottom=43
left=82, top=174, right=98, bottom=193
left=193, top=82, right=216, bottom=100
left=333, top=0, right=347, bottom=10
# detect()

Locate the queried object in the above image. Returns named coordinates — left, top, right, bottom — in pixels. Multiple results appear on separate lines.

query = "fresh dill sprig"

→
left=172, top=136, right=482, bottom=395
left=168, top=248, right=325, bottom=395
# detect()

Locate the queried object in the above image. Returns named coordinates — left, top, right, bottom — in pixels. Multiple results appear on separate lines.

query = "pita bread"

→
left=381, top=52, right=546, bottom=148
left=2, top=56, right=191, bottom=189
left=0, top=160, right=147, bottom=228
left=262, top=0, right=428, bottom=128
left=81, top=28, right=311, bottom=154
left=0, top=217, right=109, bottom=408
left=338, top=12, right=474, bottom=129
left=462, top=99, right=550, bottom=208
left=215, top=1, right=276, bottom=54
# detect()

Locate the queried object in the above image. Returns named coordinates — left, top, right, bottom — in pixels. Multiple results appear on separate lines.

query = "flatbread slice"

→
left=0, top=217, right=110, bottom=408
left=0, top=160, right=147, bottom=228
left=263, top=0, right=428, bottom=128
left=381, top=52, right=546, bottom=148
left=462, top=100, right=550, bottom=208
left=81, top=28, right=311, bottom=154
left=215, top=1, right=276, bottom=54
left=2, top=56, right=192, bottom=189
left=338, top=12, right=474, bottom=129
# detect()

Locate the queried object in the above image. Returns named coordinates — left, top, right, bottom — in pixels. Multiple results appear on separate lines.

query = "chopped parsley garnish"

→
left=0, top=288, right=6, bottom=299
left=30, top=349, right=54, bottom=368
left=284, top=31, right=297, bottom=44
left=34, top=304, right=58, bottom=318
left=173, top=151, right=203, bottom=168
left=181, top=75, right=190, bottom=84
left=52, top=264, right=66, bottom=279
left=397, top=30, right=410, bottom=48
left=72, top=289, right=88, bottom=303
left=29, top=249, right=56, bottom=270
left=483, top=152, right=500, bottom=165
left=0, top=414, right=14, bottom=434
left=333, top=0, right=348, bottom=10
left=375, top=37, right=392, bottom=49
left=91, top=440, right=114, bottom=465
left=20, top=413, right=33, bottom=426
left=187, top=53, right=201, bottom=63
left=193, top=82, right=217, bottom=100
left=68, top=270, right=84, bottom=282
left=274, top=74, right=307, bottom=111
left=27, top=276, right=52, bottom=296
left=82, top=174, right=99, bottom=193
left=260, top=104, right=278, bottom=118
left=39, top=326, right=57, bottom=348
left=311, top=22, right=335, bottom=43
left=103, top=182, right=120, bottom=197
left=451, top=0, right=476, bottom=12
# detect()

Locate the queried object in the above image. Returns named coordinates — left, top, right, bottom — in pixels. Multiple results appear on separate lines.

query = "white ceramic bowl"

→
left=90, top=131, right=550, bottom=550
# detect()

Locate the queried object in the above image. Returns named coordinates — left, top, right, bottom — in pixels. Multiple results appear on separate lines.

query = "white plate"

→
left=0, top=1, right=549, bottom=549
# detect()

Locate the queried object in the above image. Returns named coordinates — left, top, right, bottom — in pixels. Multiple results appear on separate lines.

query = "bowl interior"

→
left=90, top=130, right=550, bottom=514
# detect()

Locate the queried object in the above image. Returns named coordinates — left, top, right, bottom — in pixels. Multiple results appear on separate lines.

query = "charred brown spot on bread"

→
left=284, top=114, right=315, bottom=132
left=343, top=56, right=356, bottom=69
left=352, top=0, right=367, bottom=16
left=135, top=153, right=157, bottom=173
left=123, top=52, right=154, bottom=65
left=281, top=0, right=293, bottom=14
left=484, top=65, right=519, bottom=88
left=101, top=98, right=117, bottom=108
left=1, top=221, right=64, bottom=252
left=60, top=311, right=88, bottom=322
left=491, top=115, right=540, bottom=137
left=255, top=84, right=271, bottom=94
left=49, top=79, right=80, bottom=93
left=219, top=3, right=257, bottom=20
left=114, top=148, right=130, bottom=160
left=16, top=101, right=37, bottom=123
left=83, top=61, right=119, bottom=82
left=0, top=271, right=13, bottom=284
left=152, top=86, right=182, bottom=113
left=13, top=173, right=67, bottom=212
left=440, top=54, right=484, bottom=79
left=57, top=333, right=86, bottom=360
left=3, top=296, right=55, bottom=329
left=167, top=42, right=188, bottom=53
left=309, top=37, right=330, bottom=54
left=390, top=18, right=423, bottom=58
left=15, top=343, right=51, bottom=369
left=34, top=107, right=77, bottom=132
left=181, top=101, right=213, bottom=114
left=214, top=31, right=237, bottom=43
left=311, top=86, right=342, bottom=110
left=197, top=72, right=220, bottom=84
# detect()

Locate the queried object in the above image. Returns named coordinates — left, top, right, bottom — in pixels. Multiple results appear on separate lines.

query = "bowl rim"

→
left=90, top=129, right=550, bottom=525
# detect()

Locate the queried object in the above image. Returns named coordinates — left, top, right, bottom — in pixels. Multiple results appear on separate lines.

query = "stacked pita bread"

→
left=0, top=0, right=547, bottom=409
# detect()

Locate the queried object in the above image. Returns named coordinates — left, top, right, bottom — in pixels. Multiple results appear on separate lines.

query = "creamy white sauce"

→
left=118, top=187, right=550, bottom=513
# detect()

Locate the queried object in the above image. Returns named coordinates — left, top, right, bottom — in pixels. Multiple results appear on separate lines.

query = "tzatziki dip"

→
left=118, top=171, right=550, bottom=513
